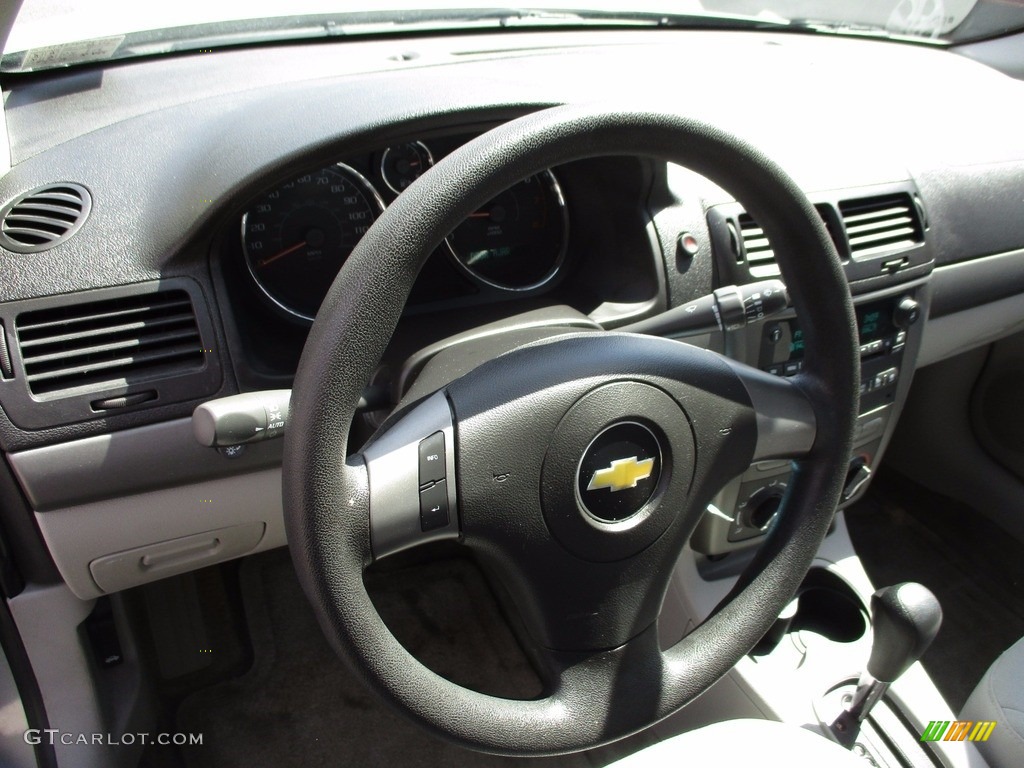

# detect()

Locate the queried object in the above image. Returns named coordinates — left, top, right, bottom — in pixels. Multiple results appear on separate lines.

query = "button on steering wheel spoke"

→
left=362, top=390, right=459, bottom=559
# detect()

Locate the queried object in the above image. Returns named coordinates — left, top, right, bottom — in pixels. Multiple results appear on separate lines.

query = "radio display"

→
left=769, top=299, right=897, bottom=364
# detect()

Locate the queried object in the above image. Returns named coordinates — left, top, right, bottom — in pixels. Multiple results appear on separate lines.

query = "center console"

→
left=692, top=285, right=927, bottom=555
left=651, top=181, right=989, bottom=767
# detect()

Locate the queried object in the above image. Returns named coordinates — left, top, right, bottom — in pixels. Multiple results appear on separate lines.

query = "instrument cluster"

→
left=240, top=137, right=569, bottom=322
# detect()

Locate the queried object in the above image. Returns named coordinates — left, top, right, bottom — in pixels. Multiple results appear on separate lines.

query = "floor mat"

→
left=175, top=548, right=595, bottom=768
left=846, top=469, right=1024, bottom=711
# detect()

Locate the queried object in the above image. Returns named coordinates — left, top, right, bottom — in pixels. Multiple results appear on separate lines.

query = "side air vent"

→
left=15, top=290, right=204, bottom=396
left=737, top=205, right=841, bottom=277
left=839, top=193, right=923, bottom=258
left=0, top=183, right=92, bottom=253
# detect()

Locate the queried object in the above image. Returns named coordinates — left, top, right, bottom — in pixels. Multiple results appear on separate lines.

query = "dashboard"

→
left=3, top=22, right=1024, bottom=768
left=1, top=28, right=1024, bottom=601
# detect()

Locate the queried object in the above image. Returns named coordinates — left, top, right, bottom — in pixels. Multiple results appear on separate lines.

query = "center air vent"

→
left=737, top=205, right=841, bottom=277
left=839, top=193, right=924, bottom=257
left=16, top=290, right=204, bottom=396
left=0, top=183, right=92, bottom=254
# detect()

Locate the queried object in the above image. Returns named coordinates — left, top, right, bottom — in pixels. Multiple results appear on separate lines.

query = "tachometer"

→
left=380, top=141, right=434, bottom=194
left=242, top=163, right=384, bottom=321
left=445, top=170, right=567, bottom=291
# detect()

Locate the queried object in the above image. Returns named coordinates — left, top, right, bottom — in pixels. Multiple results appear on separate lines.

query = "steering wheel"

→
left=283, top=105, right=858, bottom=755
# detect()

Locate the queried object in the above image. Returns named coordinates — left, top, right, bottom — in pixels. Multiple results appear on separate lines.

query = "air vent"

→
left=15, top=290, right=204, bottom=396
left=737, top=205, right=840, bottom=278
left=0, top=183, right=92, bottom=253
left=737, top=213, right=776, bottom=276
left=839, top=193, right=923, bottom=258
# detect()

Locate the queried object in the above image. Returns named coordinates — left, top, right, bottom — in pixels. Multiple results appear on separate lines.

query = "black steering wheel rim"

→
left=283, top=104, right=859, bottom=755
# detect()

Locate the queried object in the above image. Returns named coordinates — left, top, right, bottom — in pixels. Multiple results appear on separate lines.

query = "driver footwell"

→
left=168, top=549, right=604, bottom=767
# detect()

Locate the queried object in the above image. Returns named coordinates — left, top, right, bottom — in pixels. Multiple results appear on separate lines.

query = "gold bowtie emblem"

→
left=587, top=456, right=655, bottom=493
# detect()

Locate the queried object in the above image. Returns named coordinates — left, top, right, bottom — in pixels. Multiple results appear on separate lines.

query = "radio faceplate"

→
left=758, top=296, right=910, bottom=410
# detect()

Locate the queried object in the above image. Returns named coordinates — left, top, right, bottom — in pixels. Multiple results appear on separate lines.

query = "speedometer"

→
left=242, top=163, right=384, bottom=321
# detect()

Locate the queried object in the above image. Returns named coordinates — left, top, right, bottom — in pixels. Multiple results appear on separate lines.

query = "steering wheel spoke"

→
left=362, top=390, right=460, bottom=560
left=722, top=359, right=818, bottom=462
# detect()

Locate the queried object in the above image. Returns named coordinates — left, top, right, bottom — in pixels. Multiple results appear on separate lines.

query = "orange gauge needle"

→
left=467, top=212, right=491, bottom=218
left=258, top=240, right=307, bottom=268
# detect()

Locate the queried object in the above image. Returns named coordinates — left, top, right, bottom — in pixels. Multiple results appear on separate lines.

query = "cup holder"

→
left=753, top=568, right=868, bottom=655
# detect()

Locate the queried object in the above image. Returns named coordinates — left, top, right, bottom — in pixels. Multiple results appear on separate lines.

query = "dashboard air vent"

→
left=737, top=213, right=775, bottom=276
left=0, top=184, right=92, bottom=254
left=839, top=193, right=923, bottom=257
left=737, top=205, right=840, bottom=277
left=15, top=290, right=204, bottom=396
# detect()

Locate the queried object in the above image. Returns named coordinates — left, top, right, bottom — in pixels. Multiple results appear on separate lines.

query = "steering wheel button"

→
left=419, top=479, right=449, bottom=531
left=418, top=431, right=446, bottom=486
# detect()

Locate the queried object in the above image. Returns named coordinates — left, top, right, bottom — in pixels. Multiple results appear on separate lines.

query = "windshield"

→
left=4, top=0, right=1024, bottom=73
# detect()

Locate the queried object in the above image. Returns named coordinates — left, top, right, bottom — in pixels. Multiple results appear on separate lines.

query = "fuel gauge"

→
left=380, top=141, right=434, bottom=194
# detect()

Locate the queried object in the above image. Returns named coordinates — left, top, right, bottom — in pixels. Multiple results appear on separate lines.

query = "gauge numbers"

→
left=445, top=170, right=568, bottom=291
left=242, top=163, right=383, bottom=321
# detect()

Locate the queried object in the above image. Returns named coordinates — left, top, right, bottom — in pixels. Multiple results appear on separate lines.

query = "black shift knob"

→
left=867, top=582, right=942, bottom=683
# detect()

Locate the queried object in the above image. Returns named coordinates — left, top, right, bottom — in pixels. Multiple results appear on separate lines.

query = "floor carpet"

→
left=174, top=549, right=604, bottom=767
left=845, top=469, right=1024, bottom=711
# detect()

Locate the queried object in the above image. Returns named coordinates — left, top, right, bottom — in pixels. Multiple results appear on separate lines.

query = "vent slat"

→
left=21, top=328, right=200, bottom=367
left=19, top=313, right=196, bottom=349
left=848, top=227, right=918, bottom=246
left=17, top=297, right=191, bottom=335
left=15, top=289, right=204, bottom=395
left=839, top=193, right=923, bottom=257
left=8, top=204, right=81, bottom=220
left=1, top=183, right=91, bottom=253
left=845, top=217, right=915, bottom=236
left=1, top=226, right=61, bottom=241
left=24, top=344, right=202, bottom=385
left=840, top=208, right=911, bottom=225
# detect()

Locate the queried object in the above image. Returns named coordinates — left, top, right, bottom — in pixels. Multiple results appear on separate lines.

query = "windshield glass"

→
left=5, top=0, right=1023, bottom=73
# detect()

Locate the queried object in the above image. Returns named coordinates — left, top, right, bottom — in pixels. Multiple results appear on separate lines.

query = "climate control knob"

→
left=893, top=296, right=921, bottom=329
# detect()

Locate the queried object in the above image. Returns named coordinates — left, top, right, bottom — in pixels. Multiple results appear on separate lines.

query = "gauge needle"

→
left=467, top=212, right=491, bottom=218
left=258, top=240, right=307, bottom=268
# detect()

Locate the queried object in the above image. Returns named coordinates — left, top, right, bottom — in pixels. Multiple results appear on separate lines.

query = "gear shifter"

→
left=831, top=582, right=942, bottom=748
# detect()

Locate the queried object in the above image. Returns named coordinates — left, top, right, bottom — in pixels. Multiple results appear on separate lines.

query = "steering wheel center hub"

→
left=541, top=381, right=695, bottom=562
left=577, top=422, right=662, bottom=522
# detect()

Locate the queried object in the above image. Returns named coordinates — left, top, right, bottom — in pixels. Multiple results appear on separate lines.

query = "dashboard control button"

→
left=677, top=231, right=700, bottom=257
left=893, top=296, right=921, bottom=329
left=419, top=480, right=449, bottom=531
left=418, top=431, right=446, bottom=486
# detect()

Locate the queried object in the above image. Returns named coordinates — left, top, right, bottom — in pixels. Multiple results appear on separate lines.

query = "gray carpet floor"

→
left=174, top=550, right=616, bottom=767
left=845, top=469, right=1024, bottom=711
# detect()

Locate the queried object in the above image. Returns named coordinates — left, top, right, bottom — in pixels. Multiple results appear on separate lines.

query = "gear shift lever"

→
left=831, top=582, right=942, bottom=748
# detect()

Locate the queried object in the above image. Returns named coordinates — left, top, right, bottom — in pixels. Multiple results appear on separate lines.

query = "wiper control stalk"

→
left=619, top=279, right=788, bottom=339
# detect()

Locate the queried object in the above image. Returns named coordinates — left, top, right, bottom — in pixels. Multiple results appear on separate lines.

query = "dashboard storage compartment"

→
left=88, top=522, right=265, bottom=593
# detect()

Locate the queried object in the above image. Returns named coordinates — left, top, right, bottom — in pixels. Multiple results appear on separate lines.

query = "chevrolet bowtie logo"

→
left=587, top=456, right=655, bottom=493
